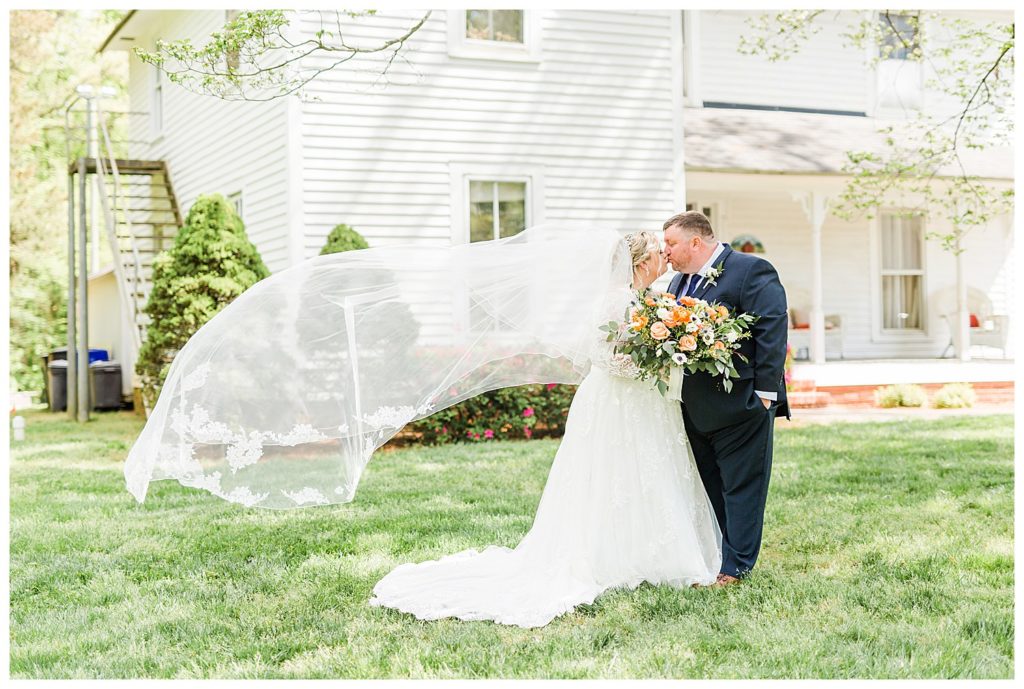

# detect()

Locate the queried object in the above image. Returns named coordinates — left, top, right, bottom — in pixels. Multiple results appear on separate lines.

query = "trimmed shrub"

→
left=875, top=383, right=928, bottom=408
left=320, top=223, right=368, bottom=255
left=933, top=382, right=977, bottom=408
left=136, top=194, right=270, bottom=408
left=409, top=383, right=578, bottom=444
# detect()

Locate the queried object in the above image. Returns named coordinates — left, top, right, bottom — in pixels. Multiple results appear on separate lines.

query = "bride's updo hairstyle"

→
left=625, top=231, right=659, bottom=270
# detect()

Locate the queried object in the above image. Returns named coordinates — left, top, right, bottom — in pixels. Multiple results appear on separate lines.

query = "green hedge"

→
left=409, top=383, right=578, bottom=444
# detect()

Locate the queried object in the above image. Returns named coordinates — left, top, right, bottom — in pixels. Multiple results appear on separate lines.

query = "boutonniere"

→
left=703, top=261, right=725, bottom=287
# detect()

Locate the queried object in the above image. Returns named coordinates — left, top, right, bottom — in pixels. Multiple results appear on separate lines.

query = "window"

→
left=469, top=181, right=527, bottom=243
left=685, top=201, right=718, bottom=227
left=447, top=10, right=541, bottom=62
left=150, top=60, right=163, bottom=138
left=466, top=10, right=523, bottom=43
left=227, top=190, right=244, bottom=221
left=879, top=212, right=925, bottom=331
left=878, top=12, right=919, bottom=61
left=874, top=12, right=922, bottom=112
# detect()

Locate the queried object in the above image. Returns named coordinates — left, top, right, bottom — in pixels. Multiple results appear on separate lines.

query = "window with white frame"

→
left=227, top=190, right=244, bottom=221
left=448, top=10, right=541, bottom=61
left=469, top=180, right=527, bottom=243
left=875, top=12, right=922, bottom=111
left=879, top=212, right=925, bottom=331
left=150, top=60, right=163, bottom=138
left=685, top=201, right=718, bottom=228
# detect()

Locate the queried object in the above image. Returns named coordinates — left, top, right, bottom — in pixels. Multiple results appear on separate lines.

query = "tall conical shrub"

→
left=136, top=193, right=270, bottom=407
left=319, top=223, right=368, bottom=255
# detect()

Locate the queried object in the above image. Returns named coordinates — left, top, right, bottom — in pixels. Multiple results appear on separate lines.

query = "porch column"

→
left=954, top=236, right=971, bottom=361
left=792, top=191, right=830, bottom=364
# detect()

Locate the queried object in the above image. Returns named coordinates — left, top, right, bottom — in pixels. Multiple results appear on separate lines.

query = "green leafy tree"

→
left=134, top=9, right=432, bottom=102
left=9, top=10, right=127, bottom=392
left=738, top=10, right=1013, bottom=253
left=135, top=194, right=270, bottom=406
left=319, top=223, right=368, bottom=255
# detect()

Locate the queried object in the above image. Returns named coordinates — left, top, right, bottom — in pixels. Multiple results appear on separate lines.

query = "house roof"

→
left=683, top=107, right=1013, bottom=180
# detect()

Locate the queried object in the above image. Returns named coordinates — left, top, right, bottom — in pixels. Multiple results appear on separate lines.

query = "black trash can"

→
left=89, top=361, right=123, bottom=410
left=47, top=359, right=68, bottom=412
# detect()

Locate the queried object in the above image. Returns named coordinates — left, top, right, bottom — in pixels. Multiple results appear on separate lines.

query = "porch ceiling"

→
left=683, top=107, right=1013, bottom=181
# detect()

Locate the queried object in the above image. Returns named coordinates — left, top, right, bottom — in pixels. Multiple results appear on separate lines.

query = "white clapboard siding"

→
left=126, top=10, right=292, bottom=272
left=697, top=10, right=868, bottom=113
left=294, top=9, right=679, bottom=259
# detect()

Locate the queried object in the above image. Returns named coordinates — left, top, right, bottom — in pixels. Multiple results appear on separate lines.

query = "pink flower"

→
left=441, top=426, right=448, bottom=434
left=484, top=429, right=494, bottom=439
left=546, top=383, right=556, bottom=390
left=524, top=426, right=533, bottom=439
left=523, top=407, right=534, bottom=418
left=466, top=430, right=474, bottom=438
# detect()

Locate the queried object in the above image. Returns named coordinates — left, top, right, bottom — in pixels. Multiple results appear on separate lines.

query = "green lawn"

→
left=9, top=409, right=1014, bottom=679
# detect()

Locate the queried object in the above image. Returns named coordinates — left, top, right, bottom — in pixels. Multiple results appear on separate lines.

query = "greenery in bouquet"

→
left=600, top=289, right=757, bottom=394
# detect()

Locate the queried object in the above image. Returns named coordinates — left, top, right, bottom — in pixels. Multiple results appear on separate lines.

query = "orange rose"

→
left=713, top=340, right=726, bottom=350
left=717, top=305, right=730, bottom=319
left=675, top=307, right=692, bottom=323
left=650, top=321, right=670, bottom=340
left=678, top=296, right=697, bottom=307
left=644, top=296, right=656, bottom=306
left=630, top=314, right=649, bottom=331
left=661, top=292, right=676, bottom=299
left=678, top=334, right=697, bottom=351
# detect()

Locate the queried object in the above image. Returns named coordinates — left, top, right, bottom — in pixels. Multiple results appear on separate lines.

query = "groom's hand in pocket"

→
left=758, top=396, right=771, bottom=409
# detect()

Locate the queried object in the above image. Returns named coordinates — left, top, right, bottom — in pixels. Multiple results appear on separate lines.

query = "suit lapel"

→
left=694, top=244, right=733, bottom=299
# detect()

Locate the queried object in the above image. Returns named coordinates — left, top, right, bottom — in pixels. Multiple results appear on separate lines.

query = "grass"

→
left=9, top=409, right=1014, bottom=679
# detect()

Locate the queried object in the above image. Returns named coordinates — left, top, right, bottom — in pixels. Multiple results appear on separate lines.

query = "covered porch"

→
left=682, top=106, right=1014, bottom=366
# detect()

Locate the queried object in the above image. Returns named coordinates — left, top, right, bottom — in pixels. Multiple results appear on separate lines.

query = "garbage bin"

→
left=43, top=348, right=110, bottom=405
left=89, top=361, right=123, bottom=410
left=47, top=359, right=68, bottom=412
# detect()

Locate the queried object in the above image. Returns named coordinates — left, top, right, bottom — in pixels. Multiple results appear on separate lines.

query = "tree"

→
left=737, top=10, right=1013, bottom=252
left=9, top=10, right=127, bottom=392
left=135, top=194, right=270, bottom=407
left=134, top=9, right=432, bottom=102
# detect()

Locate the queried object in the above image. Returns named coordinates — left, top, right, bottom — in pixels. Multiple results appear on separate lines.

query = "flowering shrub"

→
left=875, top=384, right=928, bottom=408
left=409, top=382, right=577, bottom=444
left=933, top=382, right=976, bottom=408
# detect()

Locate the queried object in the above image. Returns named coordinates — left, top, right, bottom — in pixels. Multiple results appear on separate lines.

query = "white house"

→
left=90, top=9, right=1013, bottom=404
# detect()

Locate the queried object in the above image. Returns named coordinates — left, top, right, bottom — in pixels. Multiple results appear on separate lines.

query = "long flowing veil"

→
left=124, top=224, right=633, bottom=508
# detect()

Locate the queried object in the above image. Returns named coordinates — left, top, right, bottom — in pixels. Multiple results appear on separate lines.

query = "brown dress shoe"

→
left=711, top=573, right=741, bottom=587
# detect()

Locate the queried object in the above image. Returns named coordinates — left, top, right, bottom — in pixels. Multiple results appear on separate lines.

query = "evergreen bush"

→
left=135, top=193, right=270, bottom=408
left=320, top=223, right=368, bottom=255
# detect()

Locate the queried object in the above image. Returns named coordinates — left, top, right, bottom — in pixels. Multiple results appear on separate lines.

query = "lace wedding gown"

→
left=369, top=289, right=723, bottom=628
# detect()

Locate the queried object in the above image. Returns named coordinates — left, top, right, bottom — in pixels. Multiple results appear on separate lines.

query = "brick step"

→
left=788, top=379, right=818, bottom=392
left=816, top=382, right=1013, bottom=407
left=788, top=390, right=832, bottom=408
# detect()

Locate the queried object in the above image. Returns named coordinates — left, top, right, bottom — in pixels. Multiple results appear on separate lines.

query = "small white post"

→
left=793, top=192, right=830, bottom=364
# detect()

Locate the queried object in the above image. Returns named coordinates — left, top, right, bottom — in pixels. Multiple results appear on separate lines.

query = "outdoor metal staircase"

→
left=63, top=96, right=182, bottom=415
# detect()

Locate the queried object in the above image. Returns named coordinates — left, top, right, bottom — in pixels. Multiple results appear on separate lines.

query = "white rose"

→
left=726, top=331, right=738, bottom=343
left=657, top=308, right=672, bottom=320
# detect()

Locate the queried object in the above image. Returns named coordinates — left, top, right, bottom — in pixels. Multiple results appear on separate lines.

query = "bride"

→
left=368, top=232, right=722, bottom=628
left=123, top=224, right=721, bottom=629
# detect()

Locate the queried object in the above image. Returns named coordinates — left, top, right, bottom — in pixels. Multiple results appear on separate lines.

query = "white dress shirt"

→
left=683, top=242, right=777, bottom=403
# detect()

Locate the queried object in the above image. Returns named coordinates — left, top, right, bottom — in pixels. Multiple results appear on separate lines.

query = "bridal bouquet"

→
left=599, top=290, right=758, bottom=394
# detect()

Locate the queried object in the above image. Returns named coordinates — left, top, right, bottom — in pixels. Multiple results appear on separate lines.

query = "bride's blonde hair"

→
left=625, top=231, right=659, bottom=270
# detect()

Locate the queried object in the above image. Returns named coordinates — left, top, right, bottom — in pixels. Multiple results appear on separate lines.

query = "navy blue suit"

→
left=668, top=244, right=789, bottom=578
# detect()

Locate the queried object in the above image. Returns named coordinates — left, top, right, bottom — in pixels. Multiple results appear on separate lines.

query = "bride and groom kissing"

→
left=369, top=210, right=790, bottom=627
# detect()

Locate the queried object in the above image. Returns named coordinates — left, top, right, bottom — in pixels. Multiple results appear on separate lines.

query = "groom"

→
left=663, top=211, right=789, bottom=587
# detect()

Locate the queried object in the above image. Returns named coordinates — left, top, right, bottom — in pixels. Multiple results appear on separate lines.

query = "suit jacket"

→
left=668, top=245, right=790, bottom=432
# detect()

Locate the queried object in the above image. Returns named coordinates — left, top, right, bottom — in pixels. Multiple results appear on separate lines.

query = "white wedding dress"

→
left=369, top=289, right=723, bottom=628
